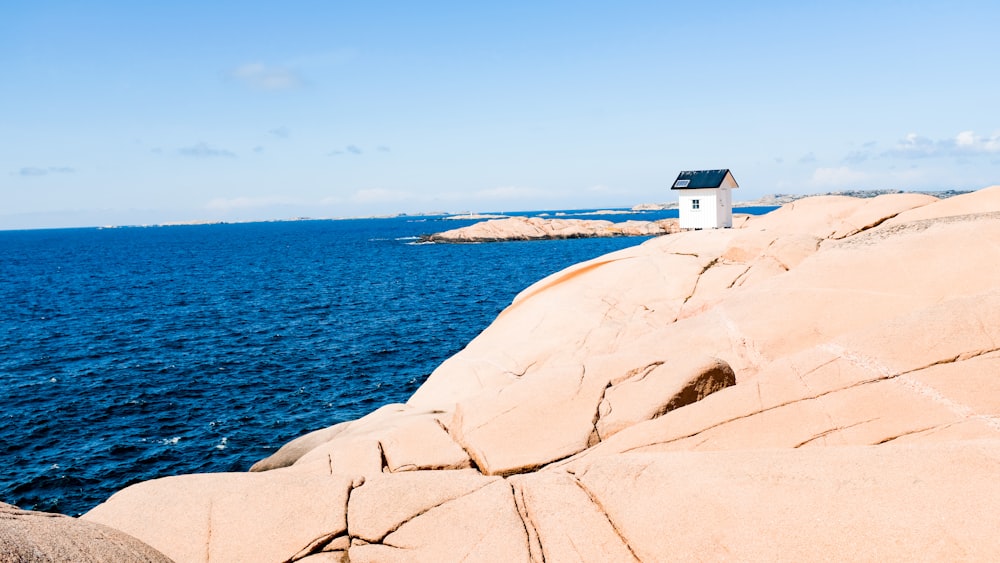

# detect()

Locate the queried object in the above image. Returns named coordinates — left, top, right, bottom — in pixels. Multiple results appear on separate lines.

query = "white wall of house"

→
left=677, top=187, right=733, bottom=229
left=716, top=186, right=733, bottom=228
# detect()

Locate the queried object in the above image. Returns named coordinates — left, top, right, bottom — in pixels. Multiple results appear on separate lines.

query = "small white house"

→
left=671, top=169, right=739, bottom=229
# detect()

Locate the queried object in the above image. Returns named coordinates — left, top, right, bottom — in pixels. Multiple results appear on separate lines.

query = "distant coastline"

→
left=633, top=188, right=973, bottom=211
left=55, top=189, right=975, bottom=231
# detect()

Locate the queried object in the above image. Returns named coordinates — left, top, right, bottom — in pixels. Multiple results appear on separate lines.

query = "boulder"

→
left=0, top=502, right=172, bottom=562
left=379, top=415, right=472, bottom=472
left=595, top=355, right=735, bottom=440
left=83, top=472, right=358, bottom=563
left=252, top=404, right=462, bottom=481
left=449, top=364, right=604, bottom=475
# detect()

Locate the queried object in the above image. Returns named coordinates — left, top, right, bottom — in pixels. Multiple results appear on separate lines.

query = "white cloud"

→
left=955, top=130, right=977, bottom=147
left=885, top=132, right=938, bottom=158
left=952, top=130, right=1000, bottom=153
left=230, top=63, right=303, bottom=91
left=883, top=130, right=1000, bottom=159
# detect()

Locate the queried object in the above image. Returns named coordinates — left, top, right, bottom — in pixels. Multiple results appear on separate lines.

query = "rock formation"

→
left=0, top=502, right=172, bottom=562
left=73, top=188, right=1000, bottom=561
left=423, top=215, right=685, bottom=242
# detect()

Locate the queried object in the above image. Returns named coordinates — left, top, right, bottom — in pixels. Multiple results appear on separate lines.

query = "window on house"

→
left=691, top=199, right=700, bottom=210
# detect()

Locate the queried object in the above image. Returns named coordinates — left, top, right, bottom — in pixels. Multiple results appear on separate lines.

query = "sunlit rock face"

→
left=82, top=187, right=1000, bottom=562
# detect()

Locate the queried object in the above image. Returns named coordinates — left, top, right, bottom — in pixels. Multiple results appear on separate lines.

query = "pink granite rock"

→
left=83, top=472, right=358, bottom=563
left=348, top=475, right=529, bottom=562
left=574, top=443, right=1000, bottom=561
left=508, top=472, right=638, bottom=561
left=426, top=216, right=679, bottom=242
left=595, top=355, right=735, bottom=440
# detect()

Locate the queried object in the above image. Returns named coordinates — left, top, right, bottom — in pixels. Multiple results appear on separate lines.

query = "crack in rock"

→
left=619, top=343, right=1000, bottom=454
left=873, top=423, right=960, bottom=445
left=620, top=374, right=894, bottom=455
left=569, top=475, right=640, bottom=562
left=590, top=383, right=613, bottom=447
left=205, top=498, right=213, bottom=563
left=509, top=480, right=546, bottom=562
left=682, top=257, right=719, bottom=305
left=364, top=481, right=494, bottom=544
left=833, top=209, right=907, bottom=240
left=793, top=417, right=880, bottom=448
left=285, top=532, right=350, bottom=562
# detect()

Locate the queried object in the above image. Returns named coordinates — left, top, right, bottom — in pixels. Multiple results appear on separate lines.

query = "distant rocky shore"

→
left=634, top=188, right=972, bottom=210
left=421, top=216, right=684, bottom=243
left=5, top=187, right=1000, bottom=561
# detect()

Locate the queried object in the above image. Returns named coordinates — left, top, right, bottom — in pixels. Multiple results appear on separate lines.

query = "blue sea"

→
left=0, top=207, right=774, bottom=516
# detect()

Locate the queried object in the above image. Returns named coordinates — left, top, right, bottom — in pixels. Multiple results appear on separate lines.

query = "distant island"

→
left=422, top=216, right=684, bottom=243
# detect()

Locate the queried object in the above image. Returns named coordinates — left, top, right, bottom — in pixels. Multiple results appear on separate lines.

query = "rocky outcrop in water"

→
left=73, top=188, right=1000, bottom=561
left=423, top=215, right=685, bottom=242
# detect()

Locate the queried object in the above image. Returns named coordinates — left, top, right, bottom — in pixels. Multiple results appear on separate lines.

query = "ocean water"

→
left=0, top=207, right=774, bottom=516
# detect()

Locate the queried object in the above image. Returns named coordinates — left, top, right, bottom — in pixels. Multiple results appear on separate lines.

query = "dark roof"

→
left=670, top=169, right=737, bottom=190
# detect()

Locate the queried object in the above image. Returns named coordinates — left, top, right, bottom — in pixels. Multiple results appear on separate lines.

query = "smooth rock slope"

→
left=80, top=188, right=1000, bottom=562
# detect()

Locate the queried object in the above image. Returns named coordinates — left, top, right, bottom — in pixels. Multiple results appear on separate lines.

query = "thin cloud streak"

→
left=178, top=143, right=237, bottom=158
left=17, top=166, right=75, bottom=176
left=328, top=145, right=365, bottom=156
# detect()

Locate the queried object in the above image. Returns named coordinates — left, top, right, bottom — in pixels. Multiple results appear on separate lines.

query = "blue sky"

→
left=3, top=0, right=999, bottom=229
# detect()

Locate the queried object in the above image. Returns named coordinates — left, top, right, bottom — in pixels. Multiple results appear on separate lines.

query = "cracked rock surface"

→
left=75, top=188, right=1000, bottom=562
